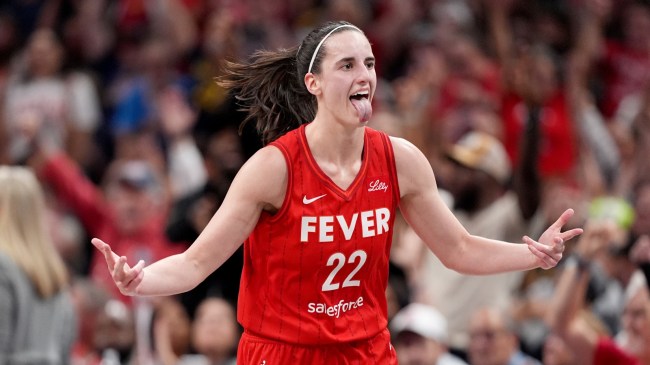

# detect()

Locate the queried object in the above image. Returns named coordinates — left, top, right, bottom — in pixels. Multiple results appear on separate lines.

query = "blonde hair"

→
left=0, top=166, right=68, bottom=298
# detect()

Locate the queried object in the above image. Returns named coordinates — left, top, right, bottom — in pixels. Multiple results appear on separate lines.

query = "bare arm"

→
left=0, top=114, right=7, bottom=164
left=392, top=137, right=582, bottom=274
left=93, top=145, right=287, bottom=296
left=631, top=235, right=650, bottom=290
left=545, top=222, right=616, bottom=365
left=484, top=0, right=517, bottom=92
left=571, top=0, right=610, bottom=67
left=546, top=262, right=596, bottom=365
left=565, top=0, right=612, bottom=117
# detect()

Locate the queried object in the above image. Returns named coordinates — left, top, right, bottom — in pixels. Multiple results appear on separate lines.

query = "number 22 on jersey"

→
left=322, top=250, right=367, bottom=291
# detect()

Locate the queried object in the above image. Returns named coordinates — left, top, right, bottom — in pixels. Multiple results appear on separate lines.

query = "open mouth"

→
left=349, top=91, right=369, bottom=101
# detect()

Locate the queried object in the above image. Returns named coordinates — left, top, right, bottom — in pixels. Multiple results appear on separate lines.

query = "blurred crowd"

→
left=1, top=0, right=650, bottom=364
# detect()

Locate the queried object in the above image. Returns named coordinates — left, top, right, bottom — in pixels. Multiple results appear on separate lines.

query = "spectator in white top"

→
left=4, top=28, right=101, bottom=169
left=391, top=302, right=469, bottom=365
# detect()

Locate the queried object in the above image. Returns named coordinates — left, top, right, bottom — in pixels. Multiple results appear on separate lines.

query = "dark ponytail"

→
left=218, top=21, right=362, bottom=145
left=219, top=47, right=315, bottom=145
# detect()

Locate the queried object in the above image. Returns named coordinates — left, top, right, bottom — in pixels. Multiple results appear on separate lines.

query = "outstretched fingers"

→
left=524, top=235, right=563, bottom=269
left=561, top=227, right=584, bottom=242
left=550, top=208, right=575, bottom=231
left=122, top=260, right=146, bottom=293
left=531, top=208, right=584, bottom=270
left=549, top=209, right=584, bottom=240
left=527, top=244, right=555, bottom=269
left=92, top=237, right=144, bottom=296
left=92, top=237, right=120, bottom=271
left=113, top=257, right=145, bottom=295
left=112, top=256, right=128, bottom=283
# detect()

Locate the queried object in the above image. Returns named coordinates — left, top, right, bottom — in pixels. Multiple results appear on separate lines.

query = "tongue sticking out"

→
left=350, top=98, right=372, bottom=122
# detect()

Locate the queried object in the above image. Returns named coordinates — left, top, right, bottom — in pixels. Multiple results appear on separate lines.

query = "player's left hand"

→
left=92, top=237, right=146, bottom=296
left=523, top=208, right=584, bottom=269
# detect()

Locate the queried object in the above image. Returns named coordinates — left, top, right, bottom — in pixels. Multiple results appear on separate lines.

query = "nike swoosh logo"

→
left=303, top=194, right=327, bottom=204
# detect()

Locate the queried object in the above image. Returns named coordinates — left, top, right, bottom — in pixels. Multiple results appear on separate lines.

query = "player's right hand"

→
left=91, top=238, right=146, bottom=296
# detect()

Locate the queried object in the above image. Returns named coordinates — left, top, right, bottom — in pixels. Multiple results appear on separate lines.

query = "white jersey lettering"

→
left=301, top=208, right=390, bottom=243
left=319, top=215, right=334, bottom=242
left=360, top=210, right=375, bottom=237
left=307, top=296, right=365, bottom=318
left=301, top=216, right=317, bottom=242
left=337, top=213, right=358, bottom=240
left=368, top=179, right=388, bottom=192
left=376, top=207, right=389, bottom=235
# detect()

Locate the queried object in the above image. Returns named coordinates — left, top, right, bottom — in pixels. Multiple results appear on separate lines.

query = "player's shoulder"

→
left=387, top=136, right=427, bottom=168
left=241, top=144, right=288, bottom=178
left=387, top=136, right=436, bottom=196
left=388, top=135, right=418, bottom=151
left=230, top=145, right=288, bottom=208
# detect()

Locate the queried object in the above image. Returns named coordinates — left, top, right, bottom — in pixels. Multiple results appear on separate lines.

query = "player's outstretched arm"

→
left=92, top=145, right=287, bottom=296
left=392, top=137, right=583, bottom=274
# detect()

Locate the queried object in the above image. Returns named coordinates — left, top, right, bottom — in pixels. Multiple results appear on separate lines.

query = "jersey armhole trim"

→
left=381, top=133, right=401, bottom=204
left=266, top=142, right=292, bottom=222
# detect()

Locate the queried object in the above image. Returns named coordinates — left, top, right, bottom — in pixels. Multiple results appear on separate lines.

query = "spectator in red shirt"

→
left=485, top=0, right=577, bottom=179
left=565, top=0, right=650, bottom=119
left=30, top=142, right=182, bottom=300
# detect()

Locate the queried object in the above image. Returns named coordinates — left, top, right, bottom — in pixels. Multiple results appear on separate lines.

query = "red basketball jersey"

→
left=237, top=125, right=400, bottom=345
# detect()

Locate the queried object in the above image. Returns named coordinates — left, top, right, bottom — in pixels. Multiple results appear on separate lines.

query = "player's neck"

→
left=305, top=120, right=365, bottom=166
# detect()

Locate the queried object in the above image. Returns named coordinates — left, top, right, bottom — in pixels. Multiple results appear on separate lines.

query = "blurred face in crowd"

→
left=445, top=35, right=480, bottom=79
left=468, top=308, right=518, bottom=365
left=620, top=286, right=650, bottom=359
left=94, top=300, right=135, bottom=359
left=633, top=184, right=650, bottom=237
left=206, top=128, right=245, bottom=184
left=109, top=183, right=159, bottom=234
left=140, top=39, right=174, bottom=88
left=394, top=331, right=447, bottom=365
left=542, top=333, right=574, bottom=365
left=105, top=161, right=163, bottom=235
left=192, top=298, right=239, bottom=359
left=327, top=0, right=371, bottom=28
left=509, top=44, right=559, bottom=105
left=535, top=11, right=570, bottom=52
left=202, top=8, right=239, bottom=59
left=26, top=28, right=64, bottom=78
left=517, top=48, right=559, bottom=105
left=622, top=4, right=650, bottom=52
left=70, top=280, right=109, bottom=350
left=0, top=12, right=17, bottom=61
left=444, top=159, right=484, bottom=213
left=156, top=298, right=191, bottom=357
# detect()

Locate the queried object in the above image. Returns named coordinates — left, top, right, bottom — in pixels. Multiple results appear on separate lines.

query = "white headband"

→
left=307, top=24, right=362, bottom=74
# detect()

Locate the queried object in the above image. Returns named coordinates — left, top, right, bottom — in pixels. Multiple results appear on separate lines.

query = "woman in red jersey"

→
left=92, top=21, right=583, bottom=364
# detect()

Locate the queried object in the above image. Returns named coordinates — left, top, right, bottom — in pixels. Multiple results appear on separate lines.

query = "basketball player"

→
left=92, top=21, right=583, bottom=364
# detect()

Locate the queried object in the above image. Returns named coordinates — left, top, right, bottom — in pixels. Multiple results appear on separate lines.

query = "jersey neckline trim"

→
left=299, top=124, right=369, bottom=201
